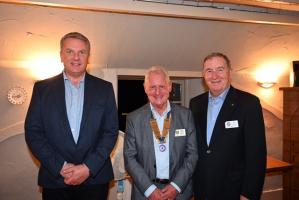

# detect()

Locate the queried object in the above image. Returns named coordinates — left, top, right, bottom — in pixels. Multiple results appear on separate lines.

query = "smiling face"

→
left=60, top=38, right=89, bottom=79
left=203, top=56, right=231, bottom=97
left=144, top=70, right=172, bottom=114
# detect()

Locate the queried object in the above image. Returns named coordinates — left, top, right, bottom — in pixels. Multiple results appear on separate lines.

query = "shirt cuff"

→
left=144, top=184, right=157, bottom=198
left=62, top=161, right=67, bottom=169
left=170, top=182, right=181, bottom=193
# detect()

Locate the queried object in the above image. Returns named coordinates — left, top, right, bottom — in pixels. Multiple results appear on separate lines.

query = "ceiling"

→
left=138, top=0, right=299, bottom=13
left=0, top=1, right=299, bottom=73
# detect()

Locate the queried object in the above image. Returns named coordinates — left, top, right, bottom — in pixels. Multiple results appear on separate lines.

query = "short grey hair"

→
left=60, top=32, right=90, bottom=54
left=144, top=66, right=171, bottom=87
left=203, top=52, right=231, bottom=69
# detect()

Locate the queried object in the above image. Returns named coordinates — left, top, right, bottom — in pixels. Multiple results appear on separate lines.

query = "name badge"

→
left=225, top=120, right=239, bottom=129
left=175, top=129, right=186, bottom=137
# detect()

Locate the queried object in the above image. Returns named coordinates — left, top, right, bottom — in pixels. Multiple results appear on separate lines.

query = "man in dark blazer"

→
left=124, top=66, right=198, bottom=200
left=25, top=32, right=118, bottom=200
left=190, top=52, right=267, bottom=200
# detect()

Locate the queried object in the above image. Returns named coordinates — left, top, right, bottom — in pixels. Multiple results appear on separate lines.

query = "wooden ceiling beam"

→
left=198, top=0, right=299, bottom=12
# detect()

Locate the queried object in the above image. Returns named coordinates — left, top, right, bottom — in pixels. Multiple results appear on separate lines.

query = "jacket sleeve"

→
left=25, top=83, right=65, bottom=177
left=124, top=114, right=154, bottom=194
left=83, top=83, right=119, bottom=177
left=241, top=97, right=267, bottom=199
left=171, top=109, right=198, bottom=191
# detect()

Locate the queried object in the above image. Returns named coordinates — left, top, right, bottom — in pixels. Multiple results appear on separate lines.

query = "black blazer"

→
left=190, top=86, right=266, bottom=200
left=25, top=73, right=118, bottom=188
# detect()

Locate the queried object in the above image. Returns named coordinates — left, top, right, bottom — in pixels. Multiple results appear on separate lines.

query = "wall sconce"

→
left=22, top=54, right=63, bottom=81
left=255, top=62, right=283, bottom=89
left=257, top=81, right=276, bottom=89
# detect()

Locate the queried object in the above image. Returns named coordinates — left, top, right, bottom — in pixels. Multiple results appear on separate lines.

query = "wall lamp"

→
left=257, top=81, right=276, bottom=89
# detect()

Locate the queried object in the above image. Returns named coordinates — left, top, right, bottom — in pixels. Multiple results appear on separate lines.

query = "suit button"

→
left=206, top=149, right=212, bottom=154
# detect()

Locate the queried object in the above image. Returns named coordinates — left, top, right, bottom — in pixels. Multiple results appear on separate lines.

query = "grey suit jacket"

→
left=124, top=103, right=198, bottom=200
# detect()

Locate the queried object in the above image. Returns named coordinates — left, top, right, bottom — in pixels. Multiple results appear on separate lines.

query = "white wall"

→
left=1, top=2, right=299, bottom=117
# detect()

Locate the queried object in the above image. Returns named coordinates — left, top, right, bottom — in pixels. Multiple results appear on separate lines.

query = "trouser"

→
left=42, top=183, right=109, bottom=200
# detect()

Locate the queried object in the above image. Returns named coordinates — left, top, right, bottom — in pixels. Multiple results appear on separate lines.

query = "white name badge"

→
left=175, top=129, right=186, bottom=137
left=225, top=120, right=239, bottom=129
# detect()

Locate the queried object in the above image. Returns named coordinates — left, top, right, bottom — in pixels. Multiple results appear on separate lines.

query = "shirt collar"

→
left=208, top=86, right=230, bottom=101
left=63, top=72, right=86, bottom=83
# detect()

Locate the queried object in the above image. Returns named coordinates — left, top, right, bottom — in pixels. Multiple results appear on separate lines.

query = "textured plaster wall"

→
left=1, top=2, right=299, bottom=116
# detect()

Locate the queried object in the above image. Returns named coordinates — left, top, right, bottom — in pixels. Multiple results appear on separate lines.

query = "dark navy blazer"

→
left=25, top=73, right=118, bottom=188
left=190, top=86, right=267, bottom=200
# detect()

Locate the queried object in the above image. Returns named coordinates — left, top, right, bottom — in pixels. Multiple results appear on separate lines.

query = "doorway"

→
left=117, top=78, right=188, bottom=132
left=118, top=79, right=148, bottom=132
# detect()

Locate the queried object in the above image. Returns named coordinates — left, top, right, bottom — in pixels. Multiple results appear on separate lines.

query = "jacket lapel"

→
left=143, top=104, right=157, bottom=177
left=77, top=73, right=92, bottom=143
left=169, top=104, right=176, bottom=168
left=53, top=74, right=75, bottom=144
left=200, top=93, right=209, bottom=147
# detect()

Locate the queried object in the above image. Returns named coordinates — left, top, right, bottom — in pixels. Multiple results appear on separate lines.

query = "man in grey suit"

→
left=124, top=66, right=198, bottom=200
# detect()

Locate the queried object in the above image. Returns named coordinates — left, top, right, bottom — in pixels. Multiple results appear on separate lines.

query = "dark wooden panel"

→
left=280, top=87, right=299, bottom=200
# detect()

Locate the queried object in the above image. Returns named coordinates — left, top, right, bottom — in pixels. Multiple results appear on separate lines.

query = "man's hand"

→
left=240, top=195, right=249, bottom=200
left=63, top=164, right=90, bottom=185
left=60, top=163, right=75, bottom=179
left=148, top=188, right=165, bottom=200
left=161, top=184, right=178, bottom=200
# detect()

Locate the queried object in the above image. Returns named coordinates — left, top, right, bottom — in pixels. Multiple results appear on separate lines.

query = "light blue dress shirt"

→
left=206, top=87, right=229, bottom=146
left=144, top=101, right=181, bottom=197
left=64, top=72, right=85, bottom=144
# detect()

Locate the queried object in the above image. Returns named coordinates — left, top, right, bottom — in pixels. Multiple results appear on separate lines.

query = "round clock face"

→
left=7, top=86, right=27, bottom=105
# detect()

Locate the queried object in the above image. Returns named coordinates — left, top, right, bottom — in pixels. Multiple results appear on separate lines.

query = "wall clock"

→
left=7, top=86, right=27, bottom=105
